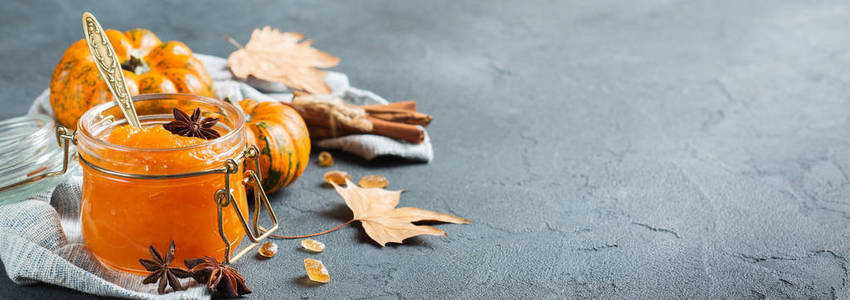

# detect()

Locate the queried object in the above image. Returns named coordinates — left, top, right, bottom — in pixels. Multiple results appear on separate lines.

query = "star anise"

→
left=185, top=256, right=252, bottom=298
left=162, top=107, right=221, bottom=139
left=138, top=241, right=191, bottom=294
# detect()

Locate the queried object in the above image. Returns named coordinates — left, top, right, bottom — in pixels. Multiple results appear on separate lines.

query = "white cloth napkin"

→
left=27, top=54, right=433, bottom=162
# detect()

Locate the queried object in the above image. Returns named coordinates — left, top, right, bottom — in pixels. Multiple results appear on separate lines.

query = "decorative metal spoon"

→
left=81, top=12, right=141, bottom=128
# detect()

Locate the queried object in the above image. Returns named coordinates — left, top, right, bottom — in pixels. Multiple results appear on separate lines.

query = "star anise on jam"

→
left=162, top=107, right=221, bottom=139
left=185, top=256, right=252, bottom=298
left=138, top=241, right=191, bottom=294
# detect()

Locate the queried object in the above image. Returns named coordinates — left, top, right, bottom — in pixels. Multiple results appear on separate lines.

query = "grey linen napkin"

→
left=0, top=175, right=210, bottom=299
left=27, top=54, right=433, bottom=162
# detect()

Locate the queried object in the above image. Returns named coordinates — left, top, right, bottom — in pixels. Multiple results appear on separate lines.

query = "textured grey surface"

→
left=1, top=0, right=850, bottom=299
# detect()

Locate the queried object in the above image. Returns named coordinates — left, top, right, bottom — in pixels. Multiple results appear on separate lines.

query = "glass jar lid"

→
left=0, top=114, right=76, bottom=204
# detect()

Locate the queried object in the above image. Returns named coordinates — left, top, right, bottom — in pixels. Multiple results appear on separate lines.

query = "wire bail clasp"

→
left=215, top=145, right=279, bottom=264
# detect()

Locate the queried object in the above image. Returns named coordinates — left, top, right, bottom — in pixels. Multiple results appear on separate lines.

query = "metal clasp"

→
left=214, top=145, right=279, bottom=264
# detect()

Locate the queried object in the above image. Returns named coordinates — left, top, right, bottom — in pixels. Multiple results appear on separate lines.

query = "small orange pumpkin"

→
left=50, top=28, right=214, bottom=128
left=239, top=99, right=311, bottom=193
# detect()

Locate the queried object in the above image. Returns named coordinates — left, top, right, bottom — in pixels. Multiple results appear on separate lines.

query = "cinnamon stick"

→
left=367, top=116, right=424, bottom=143
left=291, top=106, right=424, bottom=144
left=306, top=125, right=336, bottom=140
left=362, top=101, right=432, bottom=126
left=364, top=101, right=417, bottom=112
left=307, top=125, right=371, bottom=141
left=365, top=109, right=432, bottom=126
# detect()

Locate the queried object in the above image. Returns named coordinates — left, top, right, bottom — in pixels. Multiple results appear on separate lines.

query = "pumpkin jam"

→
left=80, top=124, right=247, bottom=274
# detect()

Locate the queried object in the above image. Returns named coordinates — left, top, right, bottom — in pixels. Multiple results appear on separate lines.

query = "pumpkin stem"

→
left=120, top=55, right=150, bottom=75
left=223, top=97, right=250, bottom=120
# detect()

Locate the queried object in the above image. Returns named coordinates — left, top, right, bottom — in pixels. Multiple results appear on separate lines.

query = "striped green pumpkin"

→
left=240, top=99, right=311, bottom=193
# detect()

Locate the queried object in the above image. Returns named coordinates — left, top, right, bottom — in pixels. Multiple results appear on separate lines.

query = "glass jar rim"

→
left=76, top=93, right=246, bottom=153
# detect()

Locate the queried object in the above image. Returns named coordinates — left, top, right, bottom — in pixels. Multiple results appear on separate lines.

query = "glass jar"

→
left=76, top=93, right=249, bottom=274
left=0, top=114, right=76, bottom=204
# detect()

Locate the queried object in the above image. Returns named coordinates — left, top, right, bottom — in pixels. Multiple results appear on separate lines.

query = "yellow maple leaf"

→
left=331, top=179, right=471, bottom=246
left=227, top=26, right=340, bottom=94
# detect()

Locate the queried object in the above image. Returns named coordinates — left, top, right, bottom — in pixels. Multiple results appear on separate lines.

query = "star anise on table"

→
left=138, top=241, right=191, bottom=294
left=185, top=256, right=252, bottom=298
left=162, top=107, right=221, bottom=139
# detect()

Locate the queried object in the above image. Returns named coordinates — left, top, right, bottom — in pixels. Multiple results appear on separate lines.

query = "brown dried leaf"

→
left=331, top=179, right=471, bottom=246
left=227, top=26, right=340, bottom=94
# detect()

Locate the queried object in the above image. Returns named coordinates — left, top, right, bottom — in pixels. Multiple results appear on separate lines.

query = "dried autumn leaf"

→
left=331, top=179, right=471, bottom=246
left=227, top=26, right=340, bottom=94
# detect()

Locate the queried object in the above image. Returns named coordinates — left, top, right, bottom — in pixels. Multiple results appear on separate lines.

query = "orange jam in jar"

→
left=76, top=94, right=248, bottom=274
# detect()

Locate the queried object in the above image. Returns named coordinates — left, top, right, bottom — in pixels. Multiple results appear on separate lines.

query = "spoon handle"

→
left=81, top=12, right=141, bottom=128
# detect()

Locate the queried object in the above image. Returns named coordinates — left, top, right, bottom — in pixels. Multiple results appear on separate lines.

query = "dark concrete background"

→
left=2, top=0, right=850, bottom=298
